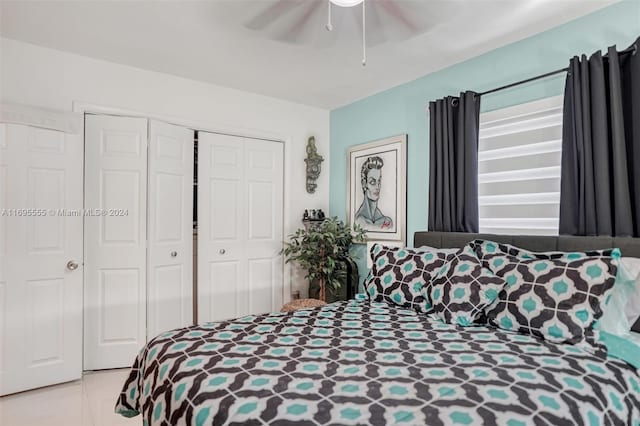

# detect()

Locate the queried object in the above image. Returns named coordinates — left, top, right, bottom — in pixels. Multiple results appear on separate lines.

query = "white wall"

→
left=0, top=37, right=329, bottom=299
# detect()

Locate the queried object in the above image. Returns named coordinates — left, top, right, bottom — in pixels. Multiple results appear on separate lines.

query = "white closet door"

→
left=198, top=133, right=244, bottom=322
left=147, top=120, right=194, bottom=339
left=198, top=132, right=283, bottom=323
left=244, top=138, right=284, bottom=315
left=84, top=115, right=148, bottom=370
left=0, top=123, right=83, bottom=396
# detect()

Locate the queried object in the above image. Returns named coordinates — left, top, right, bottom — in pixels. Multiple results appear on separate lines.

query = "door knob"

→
left=219, top=249, right=226, bottom=255
left=66, top=260, right=79, bottom=271
left=171, top=251, right=178, bottom=257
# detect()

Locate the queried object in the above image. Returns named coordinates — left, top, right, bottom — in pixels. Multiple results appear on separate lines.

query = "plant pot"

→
left=308, top=278, right=344, bottom=303
left=308, top=257, right=359, bottom=303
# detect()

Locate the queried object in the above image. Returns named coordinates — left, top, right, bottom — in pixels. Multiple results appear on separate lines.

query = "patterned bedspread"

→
left=116, top=298, right=640, bottom=425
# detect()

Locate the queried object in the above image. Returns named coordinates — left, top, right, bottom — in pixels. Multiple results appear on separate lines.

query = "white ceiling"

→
left=0, top=0, right=617, bottom=109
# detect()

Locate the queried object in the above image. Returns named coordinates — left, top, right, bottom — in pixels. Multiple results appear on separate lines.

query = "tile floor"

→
left=0, top=369, right=139, bottom=426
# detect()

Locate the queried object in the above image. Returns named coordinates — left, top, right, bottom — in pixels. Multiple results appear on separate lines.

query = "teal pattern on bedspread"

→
left=116, top=298, right=640, bottom=425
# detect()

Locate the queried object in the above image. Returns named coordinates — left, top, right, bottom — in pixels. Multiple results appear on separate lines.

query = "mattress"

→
left=116, top=298, right=640, bottom=425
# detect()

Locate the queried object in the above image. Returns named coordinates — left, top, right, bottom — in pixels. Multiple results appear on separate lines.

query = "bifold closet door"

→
left=198, top=132, right=284, bottom=323
left=147, top=120, right=194, bottom=338
left=84, top=115, right=148, bottom=370
left=0, top=123, right=83, bottom=396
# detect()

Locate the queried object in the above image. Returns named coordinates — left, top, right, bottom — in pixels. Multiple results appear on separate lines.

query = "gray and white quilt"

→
left=116, top=298, right=640, bottom=425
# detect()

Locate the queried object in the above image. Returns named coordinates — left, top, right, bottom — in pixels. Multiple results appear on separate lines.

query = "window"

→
left=478, top=96, right=563, bottom=235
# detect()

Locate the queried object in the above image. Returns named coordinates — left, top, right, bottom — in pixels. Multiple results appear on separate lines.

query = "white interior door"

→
left=84, top=114, right=148, bottom=370
left=244, top=138, right=284, bottom=315
left=198, top=132, right=283, bottom=323
left=147, top=120, right=194, bottom=339
left=0, top=123, right=83, bottom=396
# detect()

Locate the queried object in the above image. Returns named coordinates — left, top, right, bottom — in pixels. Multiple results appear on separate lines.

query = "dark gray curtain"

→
left=428, top=91, right=481, bottom=232
left=559, top=37, right=640, bottom=236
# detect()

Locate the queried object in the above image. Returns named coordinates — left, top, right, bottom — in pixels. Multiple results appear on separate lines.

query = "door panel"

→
left=147, top=120, right=194, bottom=339
left=99, top=268, right=141, bottom=343
left=210, top=180, right=240, bottom=240
left=245, top=138, right=284, bottom=315
left=152, top=264, right=184, bottom=334
left=1, top=123, right=83, bottom=396
left=100, top=170, right=142, bottom=244
left=208, top=261, right=240, bottom=321
left=198, top=134, right=244, bottom=323
left=84, top=115, right=148, bottom=370
left=198, top=133, right=283, bottom=323
left=26, top=278, right=64, bottom=366
left=27, top=168, right=65, bottom=251
left=154, top=173, right=183, bottom=241
left=248, top=181, right=275, bottom=240
left=248, top=258, right=274, bottom=314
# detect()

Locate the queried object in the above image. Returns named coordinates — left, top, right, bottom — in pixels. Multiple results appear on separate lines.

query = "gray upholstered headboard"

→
left=413, top=231, right=640, bottom=333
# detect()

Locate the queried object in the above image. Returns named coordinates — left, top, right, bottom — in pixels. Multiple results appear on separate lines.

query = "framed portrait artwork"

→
left=347, top=134, right=407, bottom=243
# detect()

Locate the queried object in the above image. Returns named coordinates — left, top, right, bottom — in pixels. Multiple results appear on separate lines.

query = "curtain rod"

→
left=425, top=42, right=638, bottom=108
left=478, top=43, right=637, bottom=98
left=478, top=67, right=568, bottom=97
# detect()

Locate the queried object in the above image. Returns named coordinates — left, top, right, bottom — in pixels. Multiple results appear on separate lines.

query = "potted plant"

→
left=282, top=217, right=366, bottom=302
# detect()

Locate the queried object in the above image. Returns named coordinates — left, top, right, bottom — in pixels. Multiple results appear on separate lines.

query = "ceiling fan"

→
left=245, top=0, right=428, bottom=66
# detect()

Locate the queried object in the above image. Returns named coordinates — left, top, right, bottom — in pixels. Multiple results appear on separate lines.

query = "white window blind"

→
left=478, top=96, right=563, bottom=236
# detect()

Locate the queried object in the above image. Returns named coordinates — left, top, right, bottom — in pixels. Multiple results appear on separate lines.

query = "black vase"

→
left=308, top=257, right=359, bottom=303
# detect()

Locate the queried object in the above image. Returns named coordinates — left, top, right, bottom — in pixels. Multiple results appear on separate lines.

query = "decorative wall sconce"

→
left=305, top=136, right=324, bottom=194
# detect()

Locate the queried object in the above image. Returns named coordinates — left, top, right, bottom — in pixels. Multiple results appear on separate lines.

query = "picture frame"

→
left=347, top=134, right=407, bottom=244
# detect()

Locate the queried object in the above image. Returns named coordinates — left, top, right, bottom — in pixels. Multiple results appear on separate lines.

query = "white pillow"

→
left=621, top=257, right=640, bottom=327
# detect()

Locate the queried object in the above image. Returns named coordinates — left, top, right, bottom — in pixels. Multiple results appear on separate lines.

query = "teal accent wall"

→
left=330, top=0, right=640, bottom=252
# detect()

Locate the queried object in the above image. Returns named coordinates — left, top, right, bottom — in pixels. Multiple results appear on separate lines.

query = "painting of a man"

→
left=355, top=156, right=393, bottom=229
left=348, top=134, right=406, bottom=243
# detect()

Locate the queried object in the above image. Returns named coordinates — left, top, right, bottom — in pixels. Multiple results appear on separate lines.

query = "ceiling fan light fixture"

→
left=330, top=0, right=363, bottom=7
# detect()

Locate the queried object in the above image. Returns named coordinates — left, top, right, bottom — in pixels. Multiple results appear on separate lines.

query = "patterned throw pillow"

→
left=425, top=245, right=506, bottom=326
left=364, top=244, right=453, bottom=312
left=471, top=240, right=620, bottom=345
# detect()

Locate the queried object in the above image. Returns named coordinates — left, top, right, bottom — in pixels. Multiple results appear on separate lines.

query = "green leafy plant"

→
left=281, top=217, right=366, bottom=302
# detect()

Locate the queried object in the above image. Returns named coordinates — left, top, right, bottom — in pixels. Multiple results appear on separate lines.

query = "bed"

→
left=116, top=232, right=640, bottom=425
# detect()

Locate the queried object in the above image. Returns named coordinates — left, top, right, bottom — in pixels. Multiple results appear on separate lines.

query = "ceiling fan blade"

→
left=245, top=0, right=303, bottom=31
left=276, top=1, right=322, bottom=43
left=379, top=0, right=418, bottom=33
